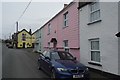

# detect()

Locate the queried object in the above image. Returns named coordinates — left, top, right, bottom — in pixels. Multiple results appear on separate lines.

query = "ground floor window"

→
left=64, top=48, right=69, bottom=52
left=63, top=40, right=69, bottom=52
left=39, top=43, right=41, bottom=51
left=89, top=38, right=100, bottom=62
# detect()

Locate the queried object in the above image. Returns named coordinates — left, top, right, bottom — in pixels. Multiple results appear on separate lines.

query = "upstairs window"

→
left=48, top=23, right=51, bottom=35
left=90, top=2, right=100, bottom=22
left=39, top=31, right=41, bottom=38
left=22, top=33, right=26, bottom=41
left=63, top=12, right=68, bottom=27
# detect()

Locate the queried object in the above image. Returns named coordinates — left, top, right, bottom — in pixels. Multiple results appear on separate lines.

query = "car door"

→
left=39, top=51, right=47, bottom=69
left=43, top=51, right=52, bottom=74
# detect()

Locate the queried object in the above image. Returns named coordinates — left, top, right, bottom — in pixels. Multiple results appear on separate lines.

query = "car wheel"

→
left=51, top=69, right=56, bottom=79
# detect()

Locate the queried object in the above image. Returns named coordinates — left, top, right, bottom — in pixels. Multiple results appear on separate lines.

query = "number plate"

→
left=73, top=74, right=84, bottom=78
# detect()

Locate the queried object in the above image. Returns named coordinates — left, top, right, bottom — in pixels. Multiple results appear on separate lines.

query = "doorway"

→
left=23, top=43, right=25, bottom=48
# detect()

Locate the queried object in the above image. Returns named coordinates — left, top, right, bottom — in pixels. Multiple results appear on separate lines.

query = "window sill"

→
left=47, top=33, right=50, bottom=35
left=88, top=61, right=102, bottom=66
left=87, top=20, right=102, bottom=25
left=63, top=26, right=68, bottom=29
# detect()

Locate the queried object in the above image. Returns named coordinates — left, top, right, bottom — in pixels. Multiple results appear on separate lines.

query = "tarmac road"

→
left=2, top=43, right=49, bottom=78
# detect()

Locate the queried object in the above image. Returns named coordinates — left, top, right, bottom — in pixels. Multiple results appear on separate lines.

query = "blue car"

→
left=38, top=50, right=89, bottom=79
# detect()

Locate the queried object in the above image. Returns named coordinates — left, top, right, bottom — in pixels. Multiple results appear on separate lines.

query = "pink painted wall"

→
left=43, top=2, right=80, bottom=60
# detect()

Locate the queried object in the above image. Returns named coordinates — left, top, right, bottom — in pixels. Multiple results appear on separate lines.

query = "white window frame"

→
left=63, top=40, right=69, bottom=52
left=39, top=31, right=41, bottom=38
left=63, top=12, right=68, bottom=27
left=89, top=38, right=101, bottom=63
left=89, top=2, right=100, bottom=23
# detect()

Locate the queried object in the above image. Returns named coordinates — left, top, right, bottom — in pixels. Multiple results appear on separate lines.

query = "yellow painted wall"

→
left=32, top=34, right=35, bottom=43
left=17, top=31, right=32, bottom=48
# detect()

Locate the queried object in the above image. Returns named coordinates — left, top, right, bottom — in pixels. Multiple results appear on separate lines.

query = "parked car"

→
left=6, top=43, right=10, bottom=47
left=7, top=43, right=13, bottom=48
left=38, top=50, right=89, bottom=79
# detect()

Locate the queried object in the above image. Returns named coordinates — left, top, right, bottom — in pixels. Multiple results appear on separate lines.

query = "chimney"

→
left=64, top=4, right=68, bottom=8
left=29, top=29, right=32, bottom=35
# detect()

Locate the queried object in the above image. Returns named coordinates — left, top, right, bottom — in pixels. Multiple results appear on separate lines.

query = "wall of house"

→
left=41, top=27, right=44, bottom=53
left=118, top=1, right=120, bottom=75
left=18, top=31, right=32, bottom=48
left=32, top=34, right=35, bottom=44
left=34, top=30, right=39, bottom=51
left=43, top=2, right=80, bottom=59
left=34, top=28, right=44, bottom=53
left=79, top=2, right=119, bottom=75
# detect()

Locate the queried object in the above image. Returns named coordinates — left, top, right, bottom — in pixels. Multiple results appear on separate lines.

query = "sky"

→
left=1, top=0, right=120, bottom=39
left=1, top=0, right=73, bottom=39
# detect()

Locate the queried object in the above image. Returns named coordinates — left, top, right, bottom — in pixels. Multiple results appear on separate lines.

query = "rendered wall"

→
left=79, top=2, right=119, bottom=75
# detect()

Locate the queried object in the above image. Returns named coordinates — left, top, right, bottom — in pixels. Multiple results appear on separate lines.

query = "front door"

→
left=23, top=43, right=25, bottom=48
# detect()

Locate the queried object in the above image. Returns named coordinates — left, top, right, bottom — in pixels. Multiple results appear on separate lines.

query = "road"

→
left=2, top=43, right=49, bottom=78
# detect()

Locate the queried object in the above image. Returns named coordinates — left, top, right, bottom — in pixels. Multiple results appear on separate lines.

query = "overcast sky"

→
left=1, top=0, right=120, bottom=39
left=1, top=0, right=73, bottom=39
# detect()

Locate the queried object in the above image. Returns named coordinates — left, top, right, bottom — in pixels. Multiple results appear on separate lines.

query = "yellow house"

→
left=31, top=33, right=35, bottom=48
left=17, top=29, right=33, bottom=48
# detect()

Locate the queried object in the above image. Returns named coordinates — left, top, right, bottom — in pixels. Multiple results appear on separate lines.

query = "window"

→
left=63, top=40, right=69, bottom=52
left=48, top=23, right=51, bottom=34
left=45, top=52, right=50, bottom=58
left=39, top=43, right=41, bottom=51
left=22, top=33, right=26, bottom=41
left=51, top=51, right=74, bottom=60
left=63, top=40, right=68, bottom=47
left=90, top=2, right=100, bottom=22
left=48, top=42, right=50, bottom=48
left=63, top=12, right=68, bottom=27
left=42, top=51, right=47, bottom=56
left=90, top=39, right=100, bottom=62
left=39, top=31, right=41, bottom=38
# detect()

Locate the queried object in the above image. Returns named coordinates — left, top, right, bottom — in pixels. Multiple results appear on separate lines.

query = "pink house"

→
left=43, top=2, right=80, bottom=60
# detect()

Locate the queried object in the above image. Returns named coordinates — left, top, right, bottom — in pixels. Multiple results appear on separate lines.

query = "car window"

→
left=60, top=52, right=74, bottom=60
left=51, top=52, right=60, bottom=60
left=42, top=51, right=47, bottom=56
left=51, top=51, right=74, bottom=60
left=45, top=51, right=50, bottom=58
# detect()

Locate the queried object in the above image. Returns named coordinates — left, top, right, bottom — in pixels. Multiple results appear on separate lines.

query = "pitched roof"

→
left=17, top=29, right=31, bottom=35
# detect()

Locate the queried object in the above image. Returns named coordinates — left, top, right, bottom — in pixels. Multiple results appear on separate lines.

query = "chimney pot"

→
left=64, top=4, right=68, bottom=8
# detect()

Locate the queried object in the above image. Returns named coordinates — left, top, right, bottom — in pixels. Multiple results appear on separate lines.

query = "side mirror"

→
left=73, top=57, right=76, bottom=60
left=45, top=57, right=51, bottom=61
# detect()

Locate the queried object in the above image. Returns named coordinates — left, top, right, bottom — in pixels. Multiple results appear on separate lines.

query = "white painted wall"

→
left=34, top=28, right=44, bottom=53
left=79, top=2, right=119, bottom=75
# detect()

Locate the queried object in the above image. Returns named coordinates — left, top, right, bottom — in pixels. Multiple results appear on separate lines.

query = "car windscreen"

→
left=51, top=52, right=74, bottom=60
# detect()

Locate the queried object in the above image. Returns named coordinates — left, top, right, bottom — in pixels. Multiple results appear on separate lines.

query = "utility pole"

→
left=16, top=21, right=19, bottom=33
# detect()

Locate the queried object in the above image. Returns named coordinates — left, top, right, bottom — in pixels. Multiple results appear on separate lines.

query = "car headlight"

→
left=57, top=68, right=68, bottom=72
left=84, top=68, right=89, bottom=73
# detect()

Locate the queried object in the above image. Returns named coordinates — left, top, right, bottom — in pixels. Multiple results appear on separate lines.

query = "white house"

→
left=33, top=27, right=44, bottom=53
left=79, top=1, right=120, bottom=76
